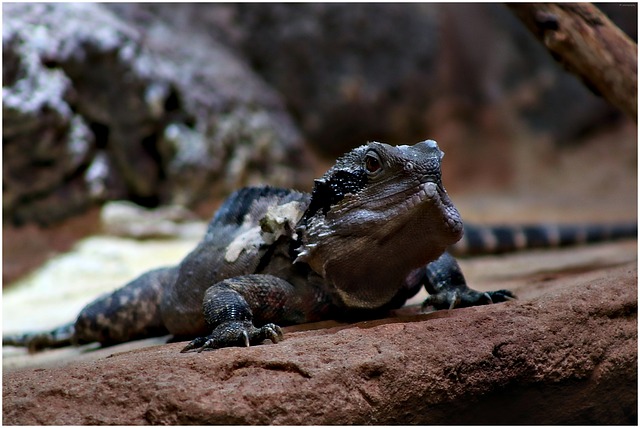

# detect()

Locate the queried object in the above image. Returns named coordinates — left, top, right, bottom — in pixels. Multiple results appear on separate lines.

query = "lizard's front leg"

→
left=421, top=252, right=515, bottom=310
left=181, top=274, right=316, bottom=353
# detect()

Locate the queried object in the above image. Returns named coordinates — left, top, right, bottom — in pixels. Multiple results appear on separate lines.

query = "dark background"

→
left=3, top=3, right=637, bottom=283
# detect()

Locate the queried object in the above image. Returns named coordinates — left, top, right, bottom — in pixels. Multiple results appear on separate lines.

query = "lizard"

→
left=3, top=140, right=636, bottom=353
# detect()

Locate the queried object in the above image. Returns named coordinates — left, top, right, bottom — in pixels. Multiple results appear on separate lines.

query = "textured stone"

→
left=3, top=3, right=312, bottom=226
left=3, top=256, right=636, bottom=425
left=229, top=3, right=625, bottom=156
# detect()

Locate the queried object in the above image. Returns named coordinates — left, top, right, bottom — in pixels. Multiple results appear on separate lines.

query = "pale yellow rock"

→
left=3, top=236, right=200, bottom=335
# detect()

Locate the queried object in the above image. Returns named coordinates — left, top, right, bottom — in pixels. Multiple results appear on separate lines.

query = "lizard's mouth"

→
left=397, top=180, right=464, bottom=241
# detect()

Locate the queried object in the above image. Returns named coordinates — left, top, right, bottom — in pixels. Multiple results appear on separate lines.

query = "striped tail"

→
left=451, top=222, right=637, bottom=256
left=3, top=322, right=80, bottom=354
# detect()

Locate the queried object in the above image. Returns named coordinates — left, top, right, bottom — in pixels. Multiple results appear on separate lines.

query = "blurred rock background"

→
left=3, top=3, right=637, bottom=283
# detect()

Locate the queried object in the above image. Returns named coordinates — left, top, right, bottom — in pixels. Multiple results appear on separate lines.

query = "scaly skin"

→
left=5, top=139, right=633, bottom=353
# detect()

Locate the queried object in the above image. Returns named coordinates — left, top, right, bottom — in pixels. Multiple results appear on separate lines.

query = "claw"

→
left=483, top=292, right=493, bottom=304
left=180, top=336, right=208, bottom=353
left=502, top=294, right=517, bottom=301
left=448, top=291, right=460, bottom=310
left=180, top=321, right=284, bottom=353
left=263, top=323, right=284, bottom=343
left=197, top=338, right=214, bottom=353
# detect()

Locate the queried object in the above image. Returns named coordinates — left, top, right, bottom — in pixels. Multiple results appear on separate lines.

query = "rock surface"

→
left=228, top=3, right=628, bottom=156
left=3, top=3, right=312, bottom=226
left=3, top=242, right=637, bottom=425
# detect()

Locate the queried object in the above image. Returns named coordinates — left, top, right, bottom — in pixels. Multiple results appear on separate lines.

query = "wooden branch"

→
left=508, top=3, right=637, bottom=121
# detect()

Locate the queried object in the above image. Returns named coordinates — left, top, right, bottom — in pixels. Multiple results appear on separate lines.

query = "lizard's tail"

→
left=3, top=322, right=83, bottom=354
left=451, top=221, right=637, bottom=256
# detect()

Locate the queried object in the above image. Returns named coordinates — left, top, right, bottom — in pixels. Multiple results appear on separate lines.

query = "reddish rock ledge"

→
left=3, top=261, right=637, bottom=425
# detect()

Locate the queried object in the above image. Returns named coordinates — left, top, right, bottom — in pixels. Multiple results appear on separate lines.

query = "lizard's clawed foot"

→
left=422, top=288, right=516, bottom=311
left=180, top=320, right=283, bottom=353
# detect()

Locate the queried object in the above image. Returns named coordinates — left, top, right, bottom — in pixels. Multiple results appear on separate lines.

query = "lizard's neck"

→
left=294, top=140, right=464, bottom=309
left=296, top=194, right=461, bottom=309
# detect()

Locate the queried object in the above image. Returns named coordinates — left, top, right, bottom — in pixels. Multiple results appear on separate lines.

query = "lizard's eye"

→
left=364, top=152, right=382, bottom=174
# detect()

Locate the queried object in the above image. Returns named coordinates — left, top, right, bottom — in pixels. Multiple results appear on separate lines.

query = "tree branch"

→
left=508, top=3, right=637, bottom=121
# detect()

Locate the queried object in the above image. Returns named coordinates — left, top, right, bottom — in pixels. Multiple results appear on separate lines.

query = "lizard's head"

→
left=297, top=140, right=464, bottom=309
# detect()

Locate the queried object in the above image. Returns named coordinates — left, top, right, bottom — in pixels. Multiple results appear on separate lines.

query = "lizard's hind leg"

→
left=4, top=267, right=177, bottom=352
left=74, top=266, right=177, bottom=346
